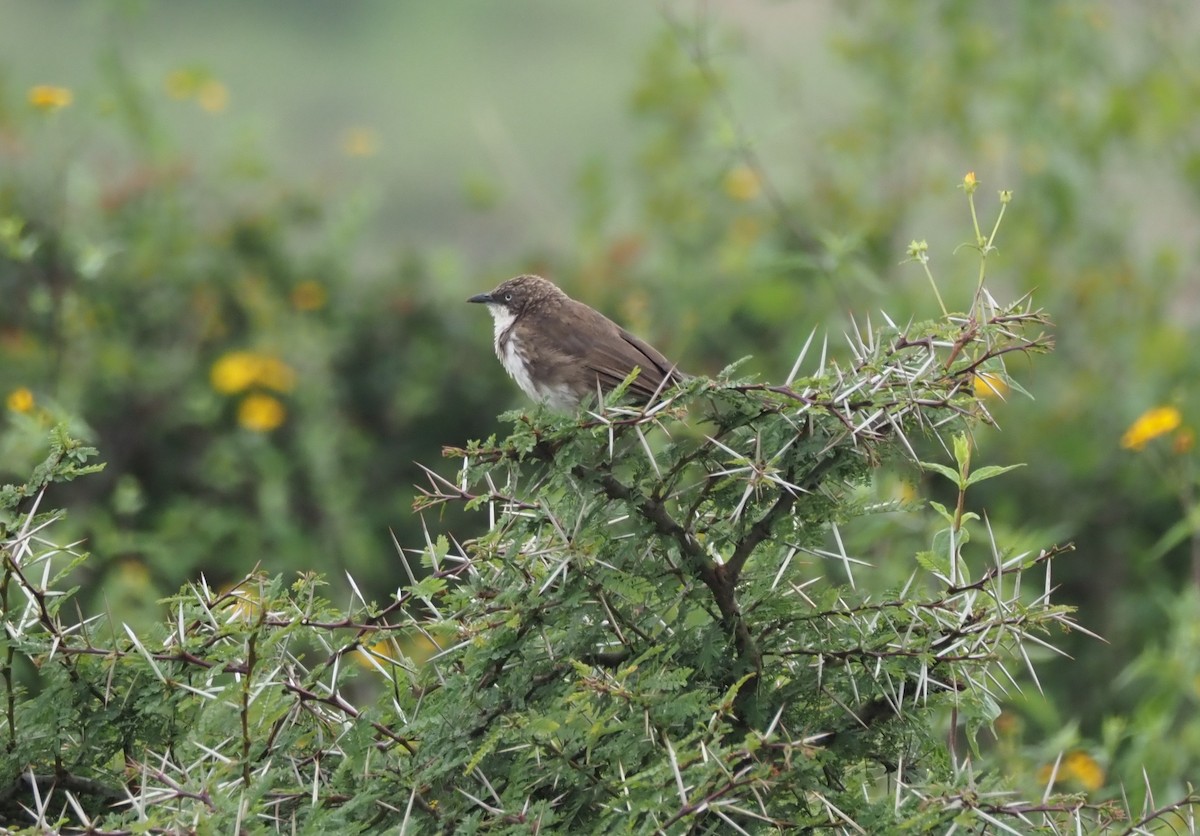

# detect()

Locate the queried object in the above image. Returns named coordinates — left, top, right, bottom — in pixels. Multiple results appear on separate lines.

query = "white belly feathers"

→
left=488, top=304, right=578, bottom=411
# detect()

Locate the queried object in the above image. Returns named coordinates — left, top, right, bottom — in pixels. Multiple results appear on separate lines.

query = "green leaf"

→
left=465, top=723, right=505, bottom=775
left=412, top=575, right=447, bottom=599
left=920, top=461, right=963, bottom=488
left=528, top=717, right=561, bottom=739
left=964, top=463, right=1025, bottom=488
left=915, top=549, right=950, bottom=576
left=932, top=526, right=969, bottom=560
left=928, top=500, right=954, bottom=524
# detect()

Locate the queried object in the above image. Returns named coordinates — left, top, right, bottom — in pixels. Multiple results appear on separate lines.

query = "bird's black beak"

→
left=467, top=292, right=492, bottom=304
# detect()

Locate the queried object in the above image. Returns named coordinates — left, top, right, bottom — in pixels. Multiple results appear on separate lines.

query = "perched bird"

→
left=468, top=274, right=685, bottom=411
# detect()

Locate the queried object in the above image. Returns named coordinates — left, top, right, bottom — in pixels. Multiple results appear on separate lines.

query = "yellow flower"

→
left=211, top=352, right=261, bottom=395
left=356, top=631, right=447, bottom=671
left=723, top=165, right=761, bottom=202
left=1121, top=406, right=1183, bottom=451
left=164, top=69, right=227, bottom=112
left=237, top=393, right=286, bottom=432
left=28, top=85, right=73, bottom=111
left=219, top=582, right=264, bottom=622
left=974, top=372, right=1009, bottom=399
left=1037, top=750, right=1105, bottom=791
left=1063, top=751, right=1105, bottom=791
left=291, top=280, right=327, bottom=312
left=116, top=558, right=151, bottom=586
left=211, top=351, right=296, bottom=395
left=341, top=126, right=379, bottom=158
left=961, top=170, right=979, bottom=193
left=355, top=639, right=401, bottom=670
left=6, top=387, right=34, bottom=413
left=197, top=80, right=228, bottom=113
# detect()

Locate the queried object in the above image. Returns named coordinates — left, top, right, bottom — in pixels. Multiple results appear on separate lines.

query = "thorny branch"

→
left=426, top=305, right=1053, bottom=723
left=8, top=299, right=1179, bottom=833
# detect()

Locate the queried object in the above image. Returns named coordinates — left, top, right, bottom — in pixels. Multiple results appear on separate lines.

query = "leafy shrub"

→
left=4, top=237, right=1195, bottom=828
left=3, top=0, right=1200, bottom=825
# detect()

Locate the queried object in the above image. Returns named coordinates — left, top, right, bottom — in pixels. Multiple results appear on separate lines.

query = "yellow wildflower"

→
left=6, top=387, right=35, bottom=413
left=164, top=69, right=227, bottom=112
left=211, top=351, right=296, bottom=395
left=355, top=639, right=401, bottom=670
left=723, top=165, right=761, bottom=202
left=238, top=393, right=286, bottom=432
left=341, top=126, right=379, bottom=158
left=1064, top=751, right=1105, bottom=791
left=961, top=170, right=978, bottom=193
left=1121, top=406, right=1182, bottom=451
left=402, top=632, right=444, bottom=665
left=197, top=80, right=228, bottom=113
left=28, top=85, right=73, bottom=111
left=211, top=352, right=261, bottom=395
left=1038, top=750, right=1105, bottom=791
left=357, top=631, right=447, bottom=671
left=219, top=582, right=264, bottom=622
left=974, top=372, right=1008, bottom=399
left=116, top=558, right=151, bottom=586
left=291, top=280, right=327, bottom=312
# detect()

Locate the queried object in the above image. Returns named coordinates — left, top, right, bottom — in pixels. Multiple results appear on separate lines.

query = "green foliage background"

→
left=2, top=0, right=1199, bottom=826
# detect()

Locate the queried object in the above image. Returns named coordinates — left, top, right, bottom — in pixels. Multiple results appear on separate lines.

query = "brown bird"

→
left=468, top=275, right=686, bottom=411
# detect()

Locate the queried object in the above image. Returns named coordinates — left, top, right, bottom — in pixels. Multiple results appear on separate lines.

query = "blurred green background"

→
left=2, top=0, right=1199, bottom=805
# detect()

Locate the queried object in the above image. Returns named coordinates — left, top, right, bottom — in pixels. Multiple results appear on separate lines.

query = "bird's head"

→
left=467, top=274, right=565, bottom=320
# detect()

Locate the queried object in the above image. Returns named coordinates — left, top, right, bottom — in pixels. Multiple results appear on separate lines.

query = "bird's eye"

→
left=503, top=293, right=513, bottom=302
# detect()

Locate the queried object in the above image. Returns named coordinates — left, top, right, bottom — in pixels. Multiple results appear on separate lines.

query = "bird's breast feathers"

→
left=489, top=304, right=579, bottom=411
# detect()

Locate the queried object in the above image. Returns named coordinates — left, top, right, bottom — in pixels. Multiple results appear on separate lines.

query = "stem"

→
left=968, top=191, right=984, bottom=249
left=921, top=257, right=949, bottom=318
left=973, top=195, right=1008, bottom=317
left=0, top=557, right=13, bottom=753
left=985, top=201, right=1008, bottom=252
left=242, top=625, right=259, bottom=785
left=948, top=704, right=958, bottom=769
left=592, top=468, right=763, bottom=719
left=1180, top=477, right=1200, bottom=591
left=974, top=258, right=988, bottom=322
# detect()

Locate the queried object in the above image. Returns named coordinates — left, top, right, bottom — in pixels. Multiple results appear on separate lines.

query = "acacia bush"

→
left=3, top=209, right=1195, bottom=829
left=3, top=1, right=1200, bottom=829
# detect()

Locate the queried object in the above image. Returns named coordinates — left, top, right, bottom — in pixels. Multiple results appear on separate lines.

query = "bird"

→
left=468, top=275, right=686, bottom=411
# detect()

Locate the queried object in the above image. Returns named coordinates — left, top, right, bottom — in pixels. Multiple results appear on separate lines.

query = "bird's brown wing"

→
left=609, top=327, right=686, bottom=398
left=555, top=302, right=683, bottom=401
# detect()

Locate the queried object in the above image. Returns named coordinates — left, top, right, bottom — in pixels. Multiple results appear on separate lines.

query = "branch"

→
left=1118, top=791, right=1200, bottom=835
left=0, top=771, right=125, bottom=806
left=726, top=486, right=796, bottom=583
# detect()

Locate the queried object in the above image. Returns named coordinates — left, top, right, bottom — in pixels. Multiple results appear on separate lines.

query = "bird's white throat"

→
left=485, top=303, right=517, bottom=346
left=486, top=304, right=536, bottom=398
